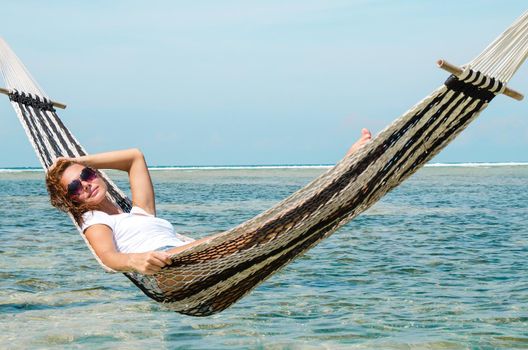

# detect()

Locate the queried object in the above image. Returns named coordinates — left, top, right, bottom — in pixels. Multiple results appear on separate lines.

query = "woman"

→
left=46, top=129, right=372, bottom=275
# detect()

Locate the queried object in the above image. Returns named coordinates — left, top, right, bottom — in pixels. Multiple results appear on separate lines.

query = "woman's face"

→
left=60, top=164, right=107, bottom=205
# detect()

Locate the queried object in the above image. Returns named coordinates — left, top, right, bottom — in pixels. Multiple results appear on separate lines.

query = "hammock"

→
left=1, top=12, right=527, bottom=316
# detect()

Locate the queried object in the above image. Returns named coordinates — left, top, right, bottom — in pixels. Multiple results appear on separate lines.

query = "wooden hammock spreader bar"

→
left=437, top=59, right=523, bottom=101
left=0, top=86, right=67, bottom=109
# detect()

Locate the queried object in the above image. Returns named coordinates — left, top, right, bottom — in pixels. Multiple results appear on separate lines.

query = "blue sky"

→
left=1, top=1, right=527, bottom=167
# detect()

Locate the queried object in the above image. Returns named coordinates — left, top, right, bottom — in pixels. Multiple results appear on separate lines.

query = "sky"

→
left=0, top=1, right=527, bottom=167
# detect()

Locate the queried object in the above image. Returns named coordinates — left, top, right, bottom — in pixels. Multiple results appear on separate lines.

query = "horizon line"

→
left=1, top=161, right=528, bottom=172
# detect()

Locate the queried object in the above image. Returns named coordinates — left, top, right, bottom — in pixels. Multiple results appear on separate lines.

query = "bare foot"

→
left=346, top=128, right=372, bottom=157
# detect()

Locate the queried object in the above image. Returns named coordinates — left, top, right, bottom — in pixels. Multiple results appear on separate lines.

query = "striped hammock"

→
left=1, top=12, right=527, bottom=316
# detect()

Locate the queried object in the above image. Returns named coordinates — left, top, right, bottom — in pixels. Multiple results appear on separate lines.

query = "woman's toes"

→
left=361, top=128, right=372, bottom=140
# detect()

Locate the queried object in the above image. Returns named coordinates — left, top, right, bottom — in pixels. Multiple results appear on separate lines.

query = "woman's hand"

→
left=128, top=251, right=173, bottom=275
left=48, top=156, right=73, bottom=172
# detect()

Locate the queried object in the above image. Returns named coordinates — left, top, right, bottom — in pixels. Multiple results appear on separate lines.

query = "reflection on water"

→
left=0, top=166, right=527, bottom=349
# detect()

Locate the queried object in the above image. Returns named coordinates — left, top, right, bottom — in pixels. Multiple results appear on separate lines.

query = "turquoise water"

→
left=0, top=165, right=527, bottom=349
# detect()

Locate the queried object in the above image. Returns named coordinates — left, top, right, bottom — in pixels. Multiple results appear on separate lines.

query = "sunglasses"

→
left=67, top=167, right=98, bottom=198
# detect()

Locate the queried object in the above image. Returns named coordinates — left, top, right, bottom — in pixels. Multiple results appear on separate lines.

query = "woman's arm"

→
left=85, top=224, right=172, bottom=274
left=75, top=148, right=156, bottom=215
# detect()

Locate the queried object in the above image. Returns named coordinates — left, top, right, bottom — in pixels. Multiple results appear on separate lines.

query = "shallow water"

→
left=0, top=166, right=527, bottom=349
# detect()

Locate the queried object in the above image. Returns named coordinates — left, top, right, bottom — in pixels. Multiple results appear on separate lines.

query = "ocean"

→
left=0, top=164, right=526, bottom=349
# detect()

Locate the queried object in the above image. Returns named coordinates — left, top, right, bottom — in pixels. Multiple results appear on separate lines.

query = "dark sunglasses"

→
left=67, top=167, right=98, bottom=197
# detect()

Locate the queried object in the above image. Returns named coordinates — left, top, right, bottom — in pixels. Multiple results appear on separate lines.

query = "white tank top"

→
left=81, top=206, right=193, bottom=253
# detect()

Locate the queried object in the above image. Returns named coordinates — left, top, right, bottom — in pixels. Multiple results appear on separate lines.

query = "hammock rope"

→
left=1, top=12, right=527, bottom=316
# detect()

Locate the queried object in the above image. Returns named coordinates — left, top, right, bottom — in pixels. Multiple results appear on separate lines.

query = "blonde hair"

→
left=45, top=159, right=99, bottom=225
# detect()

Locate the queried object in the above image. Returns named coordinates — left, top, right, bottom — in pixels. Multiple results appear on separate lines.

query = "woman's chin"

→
left=88, top=190, right=106, bottom=206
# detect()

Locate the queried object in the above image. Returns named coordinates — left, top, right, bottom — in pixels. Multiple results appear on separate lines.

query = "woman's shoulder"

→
left=81, top=210, right=116, bottom=231
left=82, top=209, right=111, bottom=220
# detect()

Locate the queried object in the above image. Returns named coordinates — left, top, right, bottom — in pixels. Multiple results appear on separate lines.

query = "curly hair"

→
left=45, top=159, right=99, bottom=225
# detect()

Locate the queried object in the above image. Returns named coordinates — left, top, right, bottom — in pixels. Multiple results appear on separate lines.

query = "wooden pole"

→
left=437, top=59, right=523, bottom=101
left=2, top=60, right=523, bottom=107
left=0, top=86, right=67, bottom=109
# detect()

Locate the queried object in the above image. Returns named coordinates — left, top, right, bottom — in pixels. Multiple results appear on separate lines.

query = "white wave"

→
left=425, top=162, right=528, bottom=167
left=0, top=167, right=43, bottom=173
left=148, top=164, right=333, bottom=171
left=1, top=162, right=527, bottom=173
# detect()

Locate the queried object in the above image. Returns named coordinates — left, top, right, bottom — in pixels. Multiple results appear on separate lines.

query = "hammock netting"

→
left=1, top=12, right=527, bottom=316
